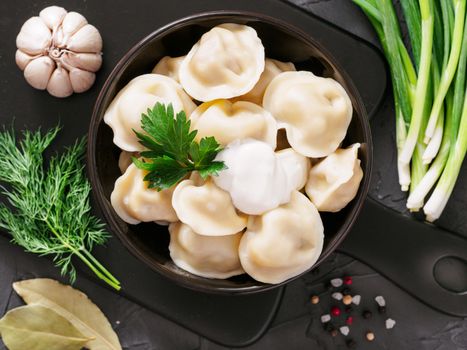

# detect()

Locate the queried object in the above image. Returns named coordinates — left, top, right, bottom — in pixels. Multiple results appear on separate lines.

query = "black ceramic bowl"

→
left=88, top=11, right=373, bottom=294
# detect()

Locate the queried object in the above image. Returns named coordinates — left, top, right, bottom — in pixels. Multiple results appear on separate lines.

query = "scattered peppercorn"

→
left=366, top=331, right=375, bottom=341
left=352, top=295, right=361, bottom=305
left=378, top=305, right=386, bottom=314
left=342, top=287, right=351, bottom=295
left=331, top=278, right=343, bottom=288
left=330, top=329, right=339, bottom=337
left=311, top=295, right=320, bottom=304
left=340, top=326, right=350, bottom=336
left=343, top=295, right=353, bottom=305
left=324, top=322, right=335, bottom=332
left=346, top=339, right=357, bottom=348
left=345, top=305, right=354, bottom=313
left=375, top=296, right=386, bottom=307
left=331, top=306, right=341, bottom=317
left=385, top=318, right=396, bottom=329
left=344, top=276, right=352, bottom=285
left=362, top=310, right=372, bottom=319
left=346, top=316, right=353, bottom=325
left=332, top=292, right=343, bottom=301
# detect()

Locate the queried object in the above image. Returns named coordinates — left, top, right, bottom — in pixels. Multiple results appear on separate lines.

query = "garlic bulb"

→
left=15, top=6, right=103, bottom=98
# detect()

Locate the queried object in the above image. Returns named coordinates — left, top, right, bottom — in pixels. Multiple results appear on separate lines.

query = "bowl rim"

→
left=87, top=10, right=373, bottom=294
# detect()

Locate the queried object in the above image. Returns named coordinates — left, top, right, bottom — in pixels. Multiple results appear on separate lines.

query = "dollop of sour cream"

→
left=213, top=139, right=299, bottom=215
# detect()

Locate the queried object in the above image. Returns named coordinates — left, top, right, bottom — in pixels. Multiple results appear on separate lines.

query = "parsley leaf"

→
left=198, top=161, right=227, bottom=179
left=133, top=102, right=227, bottom=190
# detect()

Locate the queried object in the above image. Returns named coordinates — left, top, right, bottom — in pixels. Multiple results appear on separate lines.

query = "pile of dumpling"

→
left=105, top=23, right=363, bottom=284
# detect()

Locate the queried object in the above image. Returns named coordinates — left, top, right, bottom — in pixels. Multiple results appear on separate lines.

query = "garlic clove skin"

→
left=69, top=68, right=95, bottom=93
left=39, top=6, right=67, bottom=30
left=62, top=52, right=102, bottom=72
left=16, top=17, right=51, bottom=55
left=47, top=66, right=73, bottom=98
left=60, top=11, right=87, bottom=41
left=53, top=26, right=65, bottom=48
left=15, top=49, right=36, bottom=70
left=24, top=56, right=55, bottom=90
left=67, top=24, right=103, bottom=53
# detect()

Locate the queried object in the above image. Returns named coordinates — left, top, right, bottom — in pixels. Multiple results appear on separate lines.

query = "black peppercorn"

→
left=362, top=310, right=372, bottom=319
left=346, top=339, right=357, bottom=348
left=342, top=287, right=351, bottom=295
left=378, top=305, right=386, bottom=314
left=345, top=305, right=354, bottom=313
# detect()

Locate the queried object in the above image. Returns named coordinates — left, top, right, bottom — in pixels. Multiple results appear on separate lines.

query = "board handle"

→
left=338, top=197, right=467, bottom=317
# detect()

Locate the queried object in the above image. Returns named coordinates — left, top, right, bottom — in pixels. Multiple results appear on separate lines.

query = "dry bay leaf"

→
left=0, top=304, right=90, bottom=350
left=13, top=279, right=121, bottom=350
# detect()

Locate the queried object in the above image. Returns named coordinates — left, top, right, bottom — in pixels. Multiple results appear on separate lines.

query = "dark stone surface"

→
left=0, top=0, right=466, bottom=349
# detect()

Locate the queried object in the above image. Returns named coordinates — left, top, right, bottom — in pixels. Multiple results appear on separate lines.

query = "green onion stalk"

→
left=407, top=92, right=450, bottom=210
left=410, top=75, right=432, bottom=192
left=421, top=0, right=454, bottom=165
left=354, top=0, right=418, bottom=190
left=424, top=84, right=467, bottom=221
left=399, top=0, right=434, bottom=189
left=399, top=0, right=421, bottom=69
left=424, top=0, right=465, bottom=144
left=401, top=0, right=428, bottom=192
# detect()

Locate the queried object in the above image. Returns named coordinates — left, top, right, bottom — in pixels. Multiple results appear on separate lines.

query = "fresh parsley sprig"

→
left=132, top=103, right=227, bottom=190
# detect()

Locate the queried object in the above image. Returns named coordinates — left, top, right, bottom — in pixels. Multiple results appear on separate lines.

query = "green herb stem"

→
left=424, top=87, right=467, bottom=221
left=399, top=0, right=433, bottom=171
left=400, top=0, right=422, bottom=68
left=378, top=0, right=414, bottom=125
left=425, top=0, right=465, bottom=143
left=48, top=222, right=119, bottom=291
left=0, top=128, right=120, bottom=290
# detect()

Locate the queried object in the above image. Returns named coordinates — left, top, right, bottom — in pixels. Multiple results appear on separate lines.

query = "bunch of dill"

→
left=0, top=126, right=120, bottom=290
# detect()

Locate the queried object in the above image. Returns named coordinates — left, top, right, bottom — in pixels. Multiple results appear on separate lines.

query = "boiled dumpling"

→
left=276, top=148, right=310, bottom=190
left=111, top=163, right=178, bottom=225
left=190, top=100, right=277, bottom=148
left=179, top=23, right=265, bottom=101
left=263, top=71, right=352, bottom=157
left=232, top=58, right=295, bottom=105
left=169, top=222, right=244, bottom=278
left=104, top=74, right=196, bottom=151
left=239, top=191, right=324, bottom=284
left=306, top=143, right=363, bottom=212
left=152, top=56, right=184, bottom=82
left=172, top=174, right=247, bottom=236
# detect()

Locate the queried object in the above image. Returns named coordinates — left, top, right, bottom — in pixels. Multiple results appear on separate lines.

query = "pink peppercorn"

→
left=331, top=306, right=341, bottom=317
left=344, top=276, right=352, bottom=285
left=346, top=316, right=353, bottom=325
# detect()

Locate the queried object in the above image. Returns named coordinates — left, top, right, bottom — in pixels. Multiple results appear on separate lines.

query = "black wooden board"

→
left=340, top=198, right=467, bottom=317
left=0, top=0, right=386, bottom=347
